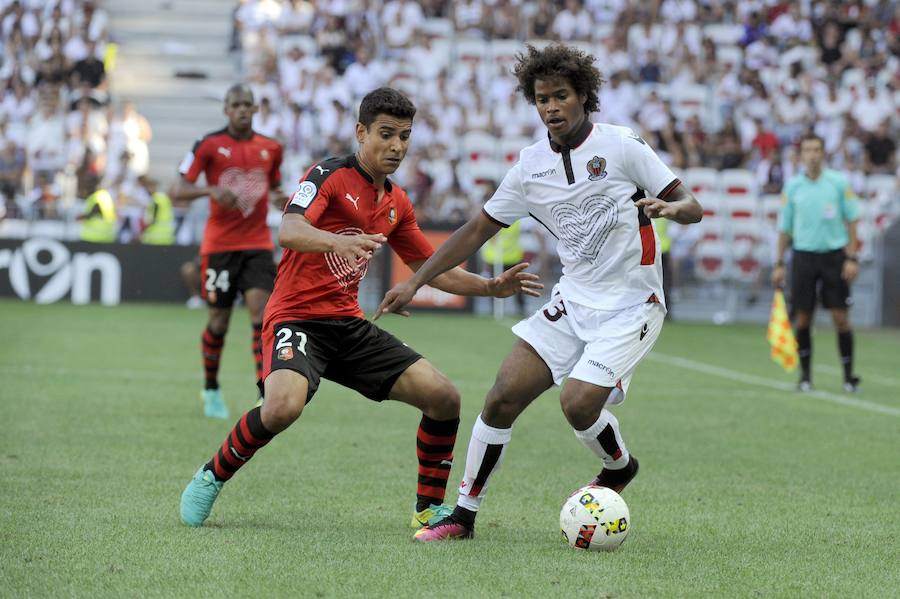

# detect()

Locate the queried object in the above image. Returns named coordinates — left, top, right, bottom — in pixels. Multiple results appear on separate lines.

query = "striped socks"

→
left=415, top=414, right=459, bottom=511
left=206, top=406, right=275, bottom=482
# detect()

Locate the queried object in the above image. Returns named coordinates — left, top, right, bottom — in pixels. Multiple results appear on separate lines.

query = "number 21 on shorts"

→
left=275, top=327, right=307, bottom=362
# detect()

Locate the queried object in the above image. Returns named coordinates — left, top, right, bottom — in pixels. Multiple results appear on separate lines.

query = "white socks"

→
left=456, top=414, right=512, bottom=512
left=573, top=409, right=630, bottom=470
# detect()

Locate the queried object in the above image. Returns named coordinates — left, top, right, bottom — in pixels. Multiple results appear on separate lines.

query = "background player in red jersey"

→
left=171, top=84, right=287, bottom=419
left=180, top=87, right=543, bottom=532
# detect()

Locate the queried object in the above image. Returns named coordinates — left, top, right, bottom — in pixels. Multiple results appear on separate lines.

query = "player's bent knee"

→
left=261, top=371, right=308, bottom=432
left=483, top=382, right=526, bottom=426
left=421, top=375, right=461, bottom=420
left=559, top=388, right=609, bottom=430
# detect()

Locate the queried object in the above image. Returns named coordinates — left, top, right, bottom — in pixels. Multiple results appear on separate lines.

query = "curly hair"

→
left=358, top=87, right=416, bottom=128
left=513, top=44, right=603, bottom=114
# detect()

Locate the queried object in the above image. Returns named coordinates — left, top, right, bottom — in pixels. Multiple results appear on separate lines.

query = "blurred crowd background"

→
left=0, top=0, right=897, bottom=295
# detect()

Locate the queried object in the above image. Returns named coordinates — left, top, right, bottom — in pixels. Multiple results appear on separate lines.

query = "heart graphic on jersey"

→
left=218, top=167, right=269, bottom=217
left=550, top=194, right=618, bottom=263
left=324, top=227, right=370, bottom=289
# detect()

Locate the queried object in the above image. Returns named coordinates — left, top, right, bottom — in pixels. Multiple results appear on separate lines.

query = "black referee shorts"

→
left=790, top=249, right=851, bottom=313
left=261, top=317, right=422, bottom=403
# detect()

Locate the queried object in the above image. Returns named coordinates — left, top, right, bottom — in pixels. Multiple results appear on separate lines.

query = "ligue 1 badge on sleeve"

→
left=587, top=156, right=607, bottom=181
left=260, top=149, right=270, bottom=160
left=388, top=206, right=397, bottom=224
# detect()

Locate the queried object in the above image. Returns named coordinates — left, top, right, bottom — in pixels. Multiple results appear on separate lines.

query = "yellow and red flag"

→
left=767, top=290, right=798, bottom=371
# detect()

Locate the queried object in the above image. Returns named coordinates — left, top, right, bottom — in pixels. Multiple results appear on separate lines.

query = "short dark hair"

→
left=514, top=44, right=603, bottom=114
left=799, top=133, right=824, bottom=148
left=358, top=87, right=416, bottom=128
left=225, top=83, right=253, bottom=103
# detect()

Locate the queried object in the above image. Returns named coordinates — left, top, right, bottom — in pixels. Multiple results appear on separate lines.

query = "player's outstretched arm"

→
left=374, top=212, right=502, bottom=319
left=428, top=263, right=543, bottom=299
left=170, top=177, right=237, bottom=209
left=279, top=212, right=385, bottom=262
left=635, top=184, right=703, bottom=224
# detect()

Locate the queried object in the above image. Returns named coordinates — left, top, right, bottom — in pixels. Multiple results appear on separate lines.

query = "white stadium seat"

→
left=683, top=167, right=720, bottom=195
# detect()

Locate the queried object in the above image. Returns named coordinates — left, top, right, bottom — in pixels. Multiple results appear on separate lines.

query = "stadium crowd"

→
left=0, top=0, right=896, bottom=257
left=0, top=0, right=154, bottom=239
left=230, top=0, right=898, bottom=224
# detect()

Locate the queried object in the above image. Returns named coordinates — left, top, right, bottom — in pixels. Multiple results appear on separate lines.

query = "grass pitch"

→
left=1, top=299, right=898, bottom=598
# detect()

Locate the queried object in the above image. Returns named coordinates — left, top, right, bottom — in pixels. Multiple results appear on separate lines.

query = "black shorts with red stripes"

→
left=260, top=317, right=422, bottom=403
left=201, top=250, right=276, bottom=308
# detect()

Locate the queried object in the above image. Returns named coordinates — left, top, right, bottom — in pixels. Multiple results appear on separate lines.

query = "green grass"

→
left=1, top=299, right=898, bottom=598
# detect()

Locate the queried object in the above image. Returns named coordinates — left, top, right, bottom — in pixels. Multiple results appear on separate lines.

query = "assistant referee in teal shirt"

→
left=772, top=134, right=860, bottom=393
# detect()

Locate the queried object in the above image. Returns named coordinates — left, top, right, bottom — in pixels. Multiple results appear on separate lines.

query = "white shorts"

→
left=511, top=285, right=666, bottom=405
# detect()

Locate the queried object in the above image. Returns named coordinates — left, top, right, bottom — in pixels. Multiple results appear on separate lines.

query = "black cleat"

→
left=843, top=376, right=861, bottom=393
left=590, top=455, right=639, bottom=494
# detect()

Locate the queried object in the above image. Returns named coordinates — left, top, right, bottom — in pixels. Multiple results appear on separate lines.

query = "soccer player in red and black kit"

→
left=172, top=84, right=287, bottom=419
left=180, top=87, right=543, bottom=532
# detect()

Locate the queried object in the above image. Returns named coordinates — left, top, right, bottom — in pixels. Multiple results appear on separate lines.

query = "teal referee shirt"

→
left=778, top=169, right=859, bottom=252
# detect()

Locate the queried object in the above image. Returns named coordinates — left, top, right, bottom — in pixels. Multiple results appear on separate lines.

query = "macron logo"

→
left=315, top=165, right=330, bottom=175
left=345, top=193, right=360, bottom=210
left=217, top=147, right=232, bottom=158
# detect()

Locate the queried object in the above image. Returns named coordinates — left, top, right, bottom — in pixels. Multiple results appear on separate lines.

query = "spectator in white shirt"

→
left=552, top=0, right=592, bottom=42
left=251, top=97, right=281, bottom=139
left=277, top=0, right=315, bottom=36
left=851, top=82, right=894, bottom=132
left=26, top=95, right=67, bottom=177
left=344, top=47, right=390, bottom=100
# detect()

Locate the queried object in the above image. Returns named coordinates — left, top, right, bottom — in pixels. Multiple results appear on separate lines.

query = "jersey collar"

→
left=349, top=154, right=393, bottom=192
left=548, top=117, right=593, bottom=153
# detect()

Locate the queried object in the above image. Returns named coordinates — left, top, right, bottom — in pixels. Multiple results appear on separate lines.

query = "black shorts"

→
left=790, top=249, right=851, bottom=313
left=201, top=250, right=275, bottom=308
left=260, top=317, right=422, bottom=403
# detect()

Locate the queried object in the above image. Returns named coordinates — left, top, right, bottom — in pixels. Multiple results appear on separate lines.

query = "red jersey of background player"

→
left=264, top=154, right=433, bottom=325
left=179, top=128, right=283, bottom=255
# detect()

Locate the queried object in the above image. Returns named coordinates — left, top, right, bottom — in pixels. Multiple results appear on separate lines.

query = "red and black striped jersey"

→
left=180, top=128, right=283, bottom=255
left=264, top=154, right=434, bottom=324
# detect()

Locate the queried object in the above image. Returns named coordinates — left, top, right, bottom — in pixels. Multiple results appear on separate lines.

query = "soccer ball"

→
left=560, top=485, right=630, bottom=551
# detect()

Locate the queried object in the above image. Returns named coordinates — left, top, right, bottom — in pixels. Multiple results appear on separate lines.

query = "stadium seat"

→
left=461, top=131, right=499, bottom=162
left=455, top=38, right=490, bottom=64
left=671, top=84, right=708, bottom=122
left=720, top=169, right=756, bottom=196
left=389, top=70, right=421, bottom=97
left=864, top=174, right=896, bottom=202
left=498, top=136, right=532, bottom=165
left=694, top=240, right=729, bottom=281
left=683, top=167, right=720, bottom=195
left=726, top=195, right=758, bottom=220
left=730, top=218, right=763, bottom=244
left=420, top=18, right=454, bottom=40
left=491, top=39, right=521, bottom=72
left=461, top=159, right=506, bottom=187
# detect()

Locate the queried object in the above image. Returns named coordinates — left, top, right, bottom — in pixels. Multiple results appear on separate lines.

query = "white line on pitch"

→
left=647, top=353, right=900, bottom=417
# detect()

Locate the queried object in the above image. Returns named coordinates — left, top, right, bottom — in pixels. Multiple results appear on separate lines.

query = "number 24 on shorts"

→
left=275, top=327, right=308, bottom=361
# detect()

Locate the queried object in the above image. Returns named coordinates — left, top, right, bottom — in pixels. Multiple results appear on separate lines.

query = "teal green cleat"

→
left=202, top=388, right=229, bottom=419
left=180, top=467, right=223, bottom=527
left=411, top=503, right=454, bottom=529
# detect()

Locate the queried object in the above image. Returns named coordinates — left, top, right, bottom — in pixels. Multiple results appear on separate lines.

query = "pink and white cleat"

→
left=413, top=517, right=474, bottom=542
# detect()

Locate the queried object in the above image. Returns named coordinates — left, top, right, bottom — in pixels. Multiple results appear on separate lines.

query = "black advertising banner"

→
left=0, top=238, right=199, bottom=304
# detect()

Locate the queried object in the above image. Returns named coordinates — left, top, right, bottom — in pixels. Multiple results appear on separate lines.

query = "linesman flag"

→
left=767, top=289, right=798, bottom=371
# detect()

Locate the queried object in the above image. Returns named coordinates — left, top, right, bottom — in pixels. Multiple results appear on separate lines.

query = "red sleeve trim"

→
left=481, top=208, right=510, bottom=228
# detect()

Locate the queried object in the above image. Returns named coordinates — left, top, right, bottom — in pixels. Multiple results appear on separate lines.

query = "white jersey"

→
left=483, top=121, right=680, bottom=312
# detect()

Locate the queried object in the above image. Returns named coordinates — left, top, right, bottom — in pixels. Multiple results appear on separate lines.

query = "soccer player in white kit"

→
left=376, top=44, right=703, bottom=541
